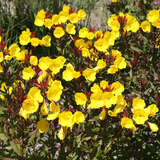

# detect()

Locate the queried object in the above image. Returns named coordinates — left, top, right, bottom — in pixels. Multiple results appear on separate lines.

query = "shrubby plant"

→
left=0, top=1, right=159, bottom=159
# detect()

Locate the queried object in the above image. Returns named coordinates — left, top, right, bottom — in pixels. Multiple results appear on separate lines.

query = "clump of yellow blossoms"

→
left=0, top=6, right=159, bottom=143
left=120, top=97, right=159, bottom=132
left=107, top=12, right=140, bottom=33
left=19, top=28, right=51, bottom=47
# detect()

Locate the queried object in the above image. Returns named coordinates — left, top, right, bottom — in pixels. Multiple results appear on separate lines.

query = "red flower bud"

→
left=45, top=11, right=51, bottom=18
left=31, top=32, right=36, bottom=38
left=122, top=112, right=129, bottom=117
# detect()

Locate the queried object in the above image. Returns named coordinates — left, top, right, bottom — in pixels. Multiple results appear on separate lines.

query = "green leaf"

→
left=6, top=146, right=13, bottom=150
left=82, top=136, right=91, bottom=141
left=131, top=46, right=143, bottom=53
left=91, top=127, right=100, bottom=132
left=10, top=139, right=22, bottom=156
left=0, top=133, right=8, bottom=143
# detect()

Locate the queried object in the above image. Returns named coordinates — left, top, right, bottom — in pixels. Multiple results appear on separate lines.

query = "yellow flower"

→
left=88, top=91, right=104, bottom=109
left=52, top=14, right=59, bottom=25
left=115, top=101, right=126, bottom=115
left=74, top=92, right=87, bottom=106
left=37, top=118, right=49, bottom=133
left=30, top=37, right=40, bottom=47
left=133, top=109, right=149, bottom=125
left=30, top=56, right=38, bottom=66
left=87, top=32, right=94, bottom=40
left=44, top=18, right=53, bottom=29
left=59, top=111, right=74, bottom=128
left=0, top=64, right=3, bottom=73
left=8, top=43, right=20, bottom=57
left=47, top=102, right=60, bottom=120
left=62, top=63, right=80, bottom=81
left=34, top=9, right=46, bottom=27
left=27, top=87, right=43, bottom=103
left=145, top=104, right=159, bottom=116
left=38, top=56, right=52, bottom=71
left=19, top=28, right=31, bottom=46
left=49, top=56, right=66, bottom=74
left=19, top=107, right=30, bottom=119
left=99, top=108, right=106, bottom=120
left=112, top=0, right=118, bottom=2
left=111, top=81, right=124, bottom=96
left=148, top=122, right=159, bottom=132
left=0, top=84, right=12, bottom=96
left=15, top=49, right=27, bottom=62
left=5, top=56, right=12, bottom=61
left=79, top=27, right=88, bottom=38
left=53, top=26, right=65, bottom=38
left=22, top=66, right=35, bottom=80
left=62, top=5, right=70, bottom=13
left=152, top=18, right=160, bottom=29
left=74, top=71, right=81, bottom=79
left=0, top=36, right=1, bottom=43
left=75, top=39, right=85, bottom=49
left=22, top=98, right=39, bottom=114
left=77, top=9, right=86, bottom=20
left=100, top=80, right=109, bottom=90
left=1, top=82, right=6, bottom=91
left=73, top=111, right=85, bottom=124
left=147, top=9, right=159, bottom=23
left=81, top=48, right=90, bottom=58
left=107, top=14, right=120, bottom=31
left=82, top=68, right=96, bottom=81
left=94, top=38, right=109, bottom=52
left=124, top=14, right=140, bottom=32
left=111, top=31, right=120, bottom=40
left=66, top=23, right=76, bottom=35
left=103, top=31, right=115, bottom=46
left=114, top=56, right=127, bottom=69
left=116, top=95, right=127, bottom=106
left=107, top=65, right=118, bottom=74
left=132, top=97, right=146, bottom=110
left=0, top=52, right=3, bottom=62
left=108, top=110, right=118, bottom=117
left=109, top=104, right=126, bottom=116
left=121, top=117, right=136, bottom=130
left=48, top=75, right=54, bottom=86
left=95, top=59, right=106, bottom=71
left=68, top=13, right=79, bottom=23
left=95, top=30, right=103, bottom=39
left=40, top=35, right=51, bottom=47
left=41, top=102, right=48, bottom=115
left=140, top=21, right=151, bottom=32
left=112, top=49, right=122, bottom=58
left=91, top=83, right=102, bottom=93
left=37, top=71, right=48, bottom=83
left=47, top=80, right=63, bottom=102
left=58, top=11, right=69, bottom=24
left=58, top=127, right=67, bottom=140
left=103, top=92, right=117, bottom=108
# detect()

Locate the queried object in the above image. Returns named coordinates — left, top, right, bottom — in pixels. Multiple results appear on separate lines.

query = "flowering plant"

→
left=0, top=2, right=159, bottom=159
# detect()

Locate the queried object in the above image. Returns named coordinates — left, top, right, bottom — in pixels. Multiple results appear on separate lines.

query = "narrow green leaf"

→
left=0, top=133, right=8, bottom=143
left=131, top=46, right=143, bottom=53
left=10, top=139, right=22, bottom=156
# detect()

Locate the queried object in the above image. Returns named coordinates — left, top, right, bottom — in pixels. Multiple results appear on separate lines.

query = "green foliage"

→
left=0, top=0, right=67, bottom=46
